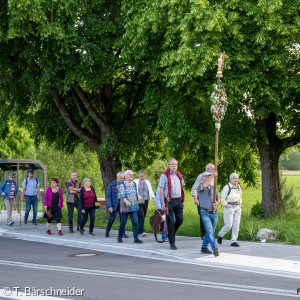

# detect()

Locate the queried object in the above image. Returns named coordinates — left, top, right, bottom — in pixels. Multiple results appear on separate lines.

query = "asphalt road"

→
left=0, top=237, right=299, bottom=300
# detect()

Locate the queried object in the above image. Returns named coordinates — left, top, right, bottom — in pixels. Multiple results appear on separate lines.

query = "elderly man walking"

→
left=197, top=171, right=221, bottom=256
left=159, top=158, right=185, bottom=250
left=105, top=171, right=128, bottom=238
left=0, top=172, right=18, bottom=226
left=191, top=163, right=218, bottom=239
left=217, top=173, right=243, bottom=247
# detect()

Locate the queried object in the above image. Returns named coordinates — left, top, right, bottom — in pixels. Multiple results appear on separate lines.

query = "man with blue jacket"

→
left=0, top=173, right=18, bottom=226
left=105, top=172, right=128, bottom=238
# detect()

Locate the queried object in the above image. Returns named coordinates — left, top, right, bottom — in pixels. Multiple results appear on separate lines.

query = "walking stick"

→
left=211, top=52, right=228, bottom=212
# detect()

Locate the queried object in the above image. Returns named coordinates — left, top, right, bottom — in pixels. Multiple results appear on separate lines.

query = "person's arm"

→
left=0, top=180, right=6, bottom=196
left=120, top=183, right=130, bottom=207
left=221, top=185, right=230, bottom=208
left=213, top=189, right=221, bottom=209
left=37, top=186, right=41, bottom=201
left=22, top=186, right=26, bottom=201
left=92, top=186, right=97, bottom=203
left=147, top=180, right=155, bottom=201
left=160, top=188, right=165, bottom=210
left=59, top=188, right=64, bottom=210
left=159, top=174, right=167, bottom=211
left=0, top=180, right=5, bottom=193
left=44, top=188, right=49, bottom=209
left=106, top=184, right=113, bottom=211
left=192, top=174, right=202, bottom=205
left=66, top=181, right=76, bottom=194
left=79, top=188, right=85, bottom=213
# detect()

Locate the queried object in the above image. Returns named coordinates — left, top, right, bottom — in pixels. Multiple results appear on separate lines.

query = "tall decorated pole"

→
left=210, top=52, right=228, bottom=212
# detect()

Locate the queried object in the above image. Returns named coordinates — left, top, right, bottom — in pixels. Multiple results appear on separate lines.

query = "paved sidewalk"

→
left=1, top=211, right=300, bottom=278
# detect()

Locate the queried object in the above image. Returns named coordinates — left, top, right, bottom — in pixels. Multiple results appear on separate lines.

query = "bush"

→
left=251, top=201, right=264, bottom=218
left=280, top=175, right=300, bottom=210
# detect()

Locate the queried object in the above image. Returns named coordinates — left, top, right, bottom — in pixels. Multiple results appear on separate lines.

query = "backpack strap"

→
left=25, top=177, right=39, bottom=187
left=227, top=183, right=231, bottom=197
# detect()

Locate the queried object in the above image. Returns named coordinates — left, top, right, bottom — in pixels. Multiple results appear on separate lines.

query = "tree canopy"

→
left=0, top=0, right=299, bottom=216
left=124, top=0, right=300, bottom=215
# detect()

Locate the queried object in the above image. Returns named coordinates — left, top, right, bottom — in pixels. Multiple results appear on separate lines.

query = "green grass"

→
left=36, top=176, right=300, bottom=244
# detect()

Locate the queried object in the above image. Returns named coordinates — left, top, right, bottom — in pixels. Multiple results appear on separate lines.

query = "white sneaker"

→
left=141, top=232, right=147, bottom=237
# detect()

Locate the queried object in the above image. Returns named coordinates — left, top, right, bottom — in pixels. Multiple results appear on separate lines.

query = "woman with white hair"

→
left=217, top=173, right=242, bottom=247
left=118, top=170, right=143, bottom=244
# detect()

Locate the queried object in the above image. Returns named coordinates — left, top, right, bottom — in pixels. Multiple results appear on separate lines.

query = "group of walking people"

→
left=0, top=170, right=99, bottom=236
left=0, top=159, right=243, bottom=256
left=105, top=158, right=242, bottom=256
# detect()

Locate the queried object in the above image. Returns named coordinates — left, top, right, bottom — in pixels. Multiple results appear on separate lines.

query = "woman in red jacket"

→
left=44, top=178, right=64, bottom=235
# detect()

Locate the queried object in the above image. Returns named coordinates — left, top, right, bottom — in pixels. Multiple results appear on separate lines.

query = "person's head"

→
left=9, top=172, right=16, bottom=181
left=116, top=172, right=124, bottom=184
left=28, top=169, right=34, bottom=179
left=229, top=173, right=239, bottom=186
left=70, top=172, right=77, bottom=181
left=168, top=158, right=178, bottom=173
left=124, top=170, right=134, bottom=182
left=201, top=171, right=212, bottom=183
left=51, top=178, right=59, bottom=188
left=206, top=163, right=215, bottom=173
left=138, top=170, right=146, bottom=181
left=83, top=177, right=91, bottom=187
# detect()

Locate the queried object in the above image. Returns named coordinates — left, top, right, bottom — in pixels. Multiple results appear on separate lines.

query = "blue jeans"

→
left=24, top=195, right=38, bottom=223
left=201, top=209, right=218, bottom=251
left=106, top=199, right=121, bottom=233
left=118, top=211, right=138, bottom=240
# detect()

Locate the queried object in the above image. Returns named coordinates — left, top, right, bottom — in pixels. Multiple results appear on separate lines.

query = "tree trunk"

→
left=99, top=156, right=122, bottom=195
left=255, top=113, right=284, bottom=218
left=258, top=145, right=283, bottom=217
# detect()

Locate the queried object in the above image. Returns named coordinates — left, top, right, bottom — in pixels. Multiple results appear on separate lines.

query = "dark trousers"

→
left=80, top=207, right=95, bottom=234
left=138, top=200, right=149, bottom=234
left=67, top=197, right=82, bottom=230
left=197, top=205, right=206, bottom=238
left=118, top=211, right=138, bottom=240
left=167, top=198, right=184, bottom=245
left=106, top=198, right=121, bottom=233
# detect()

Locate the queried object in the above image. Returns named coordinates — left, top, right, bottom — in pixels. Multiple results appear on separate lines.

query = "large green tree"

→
left=0, top=0, right=161, bottom=191
left=124, top=0, right=300, bottom=217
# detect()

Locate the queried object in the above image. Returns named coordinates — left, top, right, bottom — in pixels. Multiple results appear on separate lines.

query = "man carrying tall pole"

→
left=197, top=52, right=228, bottom=256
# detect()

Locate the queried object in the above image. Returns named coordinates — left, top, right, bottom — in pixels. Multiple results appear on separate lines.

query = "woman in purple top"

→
left=79, top=178, right=97, bottom=236
left=44, top=178, right=64, bottom=236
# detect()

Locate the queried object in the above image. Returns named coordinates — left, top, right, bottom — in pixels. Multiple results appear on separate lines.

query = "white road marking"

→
left=195, top=253, right=300, bottom=274
left=0, top=260, right=298, bottom=297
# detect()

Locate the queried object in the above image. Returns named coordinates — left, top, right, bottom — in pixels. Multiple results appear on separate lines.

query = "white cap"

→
left=202, top=171, right=211, bottom=176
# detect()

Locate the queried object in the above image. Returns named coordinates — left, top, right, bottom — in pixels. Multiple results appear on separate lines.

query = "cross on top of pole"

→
left=216, top=51, right=229, bottom=78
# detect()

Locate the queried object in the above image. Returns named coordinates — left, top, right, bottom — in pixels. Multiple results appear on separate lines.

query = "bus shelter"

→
left=0, top=159, right=47, bottom=225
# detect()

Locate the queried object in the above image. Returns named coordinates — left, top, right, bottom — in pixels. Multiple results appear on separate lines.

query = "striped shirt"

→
left=9, top=182, right=16, bottom=199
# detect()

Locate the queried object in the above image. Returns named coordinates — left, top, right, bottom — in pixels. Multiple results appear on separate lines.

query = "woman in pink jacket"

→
left=44, top=178, right=64, bottom=235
